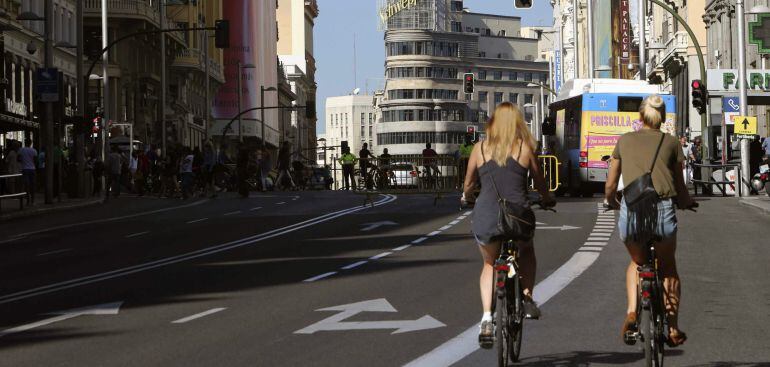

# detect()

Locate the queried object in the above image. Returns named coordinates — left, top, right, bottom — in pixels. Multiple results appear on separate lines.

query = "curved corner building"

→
left=377, top=0, right=550, bottom=155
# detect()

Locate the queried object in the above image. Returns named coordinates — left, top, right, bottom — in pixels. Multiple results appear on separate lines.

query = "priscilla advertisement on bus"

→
left=580, top=111, right=677, bottom=168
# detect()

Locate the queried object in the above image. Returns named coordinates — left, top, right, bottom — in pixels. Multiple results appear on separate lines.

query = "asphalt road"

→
left=0, top=192, right=768, bottom=366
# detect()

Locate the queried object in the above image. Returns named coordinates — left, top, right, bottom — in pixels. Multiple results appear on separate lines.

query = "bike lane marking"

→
left=171, top=308, right=227, bottom=324
left=186, top=218, right=209, bottom=224
left=125, top=231, right=150, bottom=239
left=0, top=195, right=398, bottom=305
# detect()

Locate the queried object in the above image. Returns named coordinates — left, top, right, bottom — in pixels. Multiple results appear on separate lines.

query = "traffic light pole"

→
left=737, top=0, right=750, bottom=197
left=44, top=0, right=54, bottom=204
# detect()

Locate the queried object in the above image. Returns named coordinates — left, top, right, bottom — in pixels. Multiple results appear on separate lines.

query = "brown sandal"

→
left=621, top=312, right=637, bottom=345
left=667, top=330, right=687, bottom=347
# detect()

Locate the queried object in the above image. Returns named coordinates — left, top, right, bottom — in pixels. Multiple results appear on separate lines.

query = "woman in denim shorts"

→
left=604, top=95, right=697, bottom=347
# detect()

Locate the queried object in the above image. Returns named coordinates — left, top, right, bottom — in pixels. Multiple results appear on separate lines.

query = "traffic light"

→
left=466, top=125, right=476, bottom=135
left=515, top=0, right=533, bottom=9
left=463, top=73, right=475, bottom=94
left=691, top=79, right=707, bottom=115
left=215, top=20, right=230, bottom=49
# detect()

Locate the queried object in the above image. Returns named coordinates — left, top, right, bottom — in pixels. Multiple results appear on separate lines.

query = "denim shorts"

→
left=618, top=197, right=678, bottom=243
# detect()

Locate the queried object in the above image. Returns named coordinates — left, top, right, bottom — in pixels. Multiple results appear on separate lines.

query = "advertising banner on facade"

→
left=580, top=111, right=677, bottom=168
left=619, top=0, right=631, bottom=62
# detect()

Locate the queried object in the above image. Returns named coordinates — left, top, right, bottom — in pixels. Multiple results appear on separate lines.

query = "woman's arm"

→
left=462, top=144, right=481, bottom=200
left=604, top=157, right=621, bottom=207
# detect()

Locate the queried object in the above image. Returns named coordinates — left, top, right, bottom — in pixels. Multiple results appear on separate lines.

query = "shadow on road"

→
left=515, top=349, right=683, bottom=365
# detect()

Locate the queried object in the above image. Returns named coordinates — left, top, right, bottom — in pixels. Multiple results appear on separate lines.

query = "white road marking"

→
left=412, top=237, right=428, bottom=244
left=0, top=200, right=208, bottom=244
left=186, top=218, right=209, bottom=224
left=0, top=195, right=398, bottom=305
left=583, top=241, right=608, bottom=246
left=590, top=233, right=612, bottom=238
left=579, top=247, right=604, bottom=252
left=249, top=207, right=263, bottom=211
left=360, top=221, right=398, bottom=232
left=37, top=248, right=72, bottom=257
left=393, top=244, right=411, bottom=251
left=427, top=231, right=442, bottom=237
left=405, top=250, right=602, bottom=366
left=341, top=261, right=368, bottom=270
left=303, top=272, right=338, bottom=282
left=223, top=211, right=241, bottom=216
left=464, top=211, right=472, bottom=216
left=0, top=302, right=122, bottom=338
left=172, top=308, right=226, bottom=324
left=370, top=252, right=392, bottom=260
left=125, top=231, right=149, bottom=238
left=538, top=225, right=581, bottom=231
left=295, top=299, right=445, bottom=335
left=592, top=229, right=614, bottom=232
left=587, top=237, right=611, bottom=241
left=439, top=225, right=451, bottom=231
left=276, top=202, right=286, bottom=205
left=449, top=220, right=460, bottom=225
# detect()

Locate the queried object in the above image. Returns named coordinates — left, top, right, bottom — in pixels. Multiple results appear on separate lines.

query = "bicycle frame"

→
left=632, top=240, right=668, bottom=367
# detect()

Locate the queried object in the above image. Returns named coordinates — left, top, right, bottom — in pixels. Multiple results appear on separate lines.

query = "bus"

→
left=547, top=79, right=677, bottom=196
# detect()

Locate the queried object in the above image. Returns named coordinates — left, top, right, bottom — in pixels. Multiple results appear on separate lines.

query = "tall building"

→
left=377, top=0, right=549, bottom=155
left=647, top=0, right=707, bottom=138
left=325, top=94, right=376, bottom=181
left=277, top=0, right=319, bottom=163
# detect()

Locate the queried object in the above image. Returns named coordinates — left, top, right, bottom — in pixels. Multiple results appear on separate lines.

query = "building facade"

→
left=277, top=0, right=319, bottom=164
left=377, top=0, right=549, bottom=155
left=325, top=94, right=376, bottom=181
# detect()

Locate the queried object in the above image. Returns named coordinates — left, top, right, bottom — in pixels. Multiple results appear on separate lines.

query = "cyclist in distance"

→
left=422, top=142, right=440, bottom=178
left=461, top=102, right=555, bottom=347
left=604, top=94, right=696, bottom=347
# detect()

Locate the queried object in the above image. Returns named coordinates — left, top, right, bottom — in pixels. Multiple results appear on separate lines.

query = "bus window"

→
left=565, top=110, right=580, bottom=150
left=618, top=97, right=643, bottom=112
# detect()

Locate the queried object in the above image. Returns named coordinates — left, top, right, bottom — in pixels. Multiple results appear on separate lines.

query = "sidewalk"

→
left=739, top=195, right=770, bottom=214
left=0, top=193, right=103, bottom=221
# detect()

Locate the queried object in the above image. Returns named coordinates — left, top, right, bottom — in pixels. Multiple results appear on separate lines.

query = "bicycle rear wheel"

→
left=495, top=271, right=510, bottom=367
left=508, top=275, right=524, bottom=363
left=640, top=307, right=663, bottom=367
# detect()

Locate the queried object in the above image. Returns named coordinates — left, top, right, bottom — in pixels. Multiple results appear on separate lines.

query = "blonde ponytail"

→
left=639, top=94, right=666, bottom=129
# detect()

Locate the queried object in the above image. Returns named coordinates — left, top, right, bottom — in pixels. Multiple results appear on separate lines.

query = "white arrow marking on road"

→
left=294, top=299, right=445, bottom=335
left=537, top=225, right=581, bottom=231
left=0, top=302, right=123, bottom=338
left=360, top=221, right=398, bottom=232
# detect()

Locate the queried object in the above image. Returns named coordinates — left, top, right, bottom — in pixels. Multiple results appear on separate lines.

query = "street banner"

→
left=619, top=0, right=631, bottom=62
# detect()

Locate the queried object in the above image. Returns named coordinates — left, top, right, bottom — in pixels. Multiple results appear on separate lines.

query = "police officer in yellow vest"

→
left=338, top=147, right=358, bottom=190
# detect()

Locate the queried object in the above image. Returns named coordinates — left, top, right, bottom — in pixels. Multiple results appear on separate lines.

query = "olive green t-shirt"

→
left=612, top=129, right=684, bottom=199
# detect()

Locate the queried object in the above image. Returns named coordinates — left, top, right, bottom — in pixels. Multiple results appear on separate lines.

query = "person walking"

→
left=18, top=139, right=38, bottom=204
left=179, top=147, right=195, bottom=199
left=3, top=141, right=20, bottom=194
left=202, top=144, right=216, bottom=197
left=134, top=150, right=149, bottom=196
left=679, top=136, right=691, bottom=184
left=359, top=143, right=373, bottom=189
left=460, top=102, right=555, bottom=348
left=689, top=137, right=705, bottom=194
left=260, top=148, right=272, bottom=192
left=129, top=150, right=139, bottom=193
left=762, top=135, right=770, bottom=158
left=338, top=147, right=357, bottom=190
left=605, top=94, right=696, bottom=347
left=105, top=146, right=123, bottom=201
left=276, top=142, right=295, bottom=190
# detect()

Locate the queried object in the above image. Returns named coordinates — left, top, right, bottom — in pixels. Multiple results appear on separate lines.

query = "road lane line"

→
left=172, top=308, right=226, bottom=324
left=125, top=231, right=149, bottom=238
left=405, top=250, right=603, bottom=367
left=223, top=211, right=241, bottom=216
left=464, top=211, right=472, bottom=216
left=439, top=225, right=452, bottom=231
left=341, top=261, right=368, bottom=270
left=276, top=202, right=286, bottom=205
left=587, top=237, right=611, bottom=241
left=449, top=220, right=460, bottom=225
left=0, top=195, right=398, bottom=305
left=303, top=272, right=337, bottom=282
left=592, top=229, right=614, bottom=232
left=37, top=249, right=72, bottom=257
left=584, top=242, right=608, bottom=246
left=412, top=237, right=428, bottom=244
left=579, top=247, right=603, bottom=252
left=370, top=252, right=392, bottom=260
left=427, top=231, right=442, bottom=237
left=249, top=207, right=263, bottom=211
left=186, top=218, right=209, bottom=224
left=0, top=199, right=208, bottom=243
left=393, top=244, right=411, bottom=251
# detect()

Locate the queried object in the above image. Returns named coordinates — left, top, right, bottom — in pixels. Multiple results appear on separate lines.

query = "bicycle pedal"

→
left=623, top=331, right=638, bottom=346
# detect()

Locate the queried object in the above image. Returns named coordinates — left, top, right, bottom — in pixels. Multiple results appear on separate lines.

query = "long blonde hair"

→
left=485, top=102, right=536, bottom=166
left=639, top=94, right=666, bottom=129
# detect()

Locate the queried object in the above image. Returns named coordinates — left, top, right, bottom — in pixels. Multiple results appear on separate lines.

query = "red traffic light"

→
left=466, top=75, right=473, bottom=81
left=467, top=126, right=476, bottom=134
left=691, top=80, right=701, bottom=89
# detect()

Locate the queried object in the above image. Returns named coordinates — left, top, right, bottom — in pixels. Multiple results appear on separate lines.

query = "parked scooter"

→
left=750, top=160, right=770, bottom=197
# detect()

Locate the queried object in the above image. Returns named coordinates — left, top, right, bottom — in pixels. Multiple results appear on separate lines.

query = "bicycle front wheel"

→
left=495, top=287, right=510, bottom=367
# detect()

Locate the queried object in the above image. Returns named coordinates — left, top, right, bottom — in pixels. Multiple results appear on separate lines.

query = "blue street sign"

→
left=36, top=68, right=59, bottom=103
left=554, top=50, right=562, bottom=92
left=722, top=97, right=740, bottom=112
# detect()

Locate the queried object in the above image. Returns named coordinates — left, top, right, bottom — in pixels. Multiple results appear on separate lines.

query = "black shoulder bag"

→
left=481, top=143, right=536, bottom=241
left=622, top=133, right=665, bottom=242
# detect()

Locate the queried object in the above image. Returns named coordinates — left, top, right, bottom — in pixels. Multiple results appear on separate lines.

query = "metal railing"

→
left=691, top=162, right=741, bottom=197
left=534, top=155, right=561, bottom=192
left=0, top=174, right=26, bottom=213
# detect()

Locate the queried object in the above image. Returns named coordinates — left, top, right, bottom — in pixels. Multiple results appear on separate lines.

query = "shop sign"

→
left=5, top=98, right=28, bottom=117
left=378, top=0, right=418, bottom=24
left=620, top=0, right=631, bottom=62
left=706, top=69, right=770, bottom=92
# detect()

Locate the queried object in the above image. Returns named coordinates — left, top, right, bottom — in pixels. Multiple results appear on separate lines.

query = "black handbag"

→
left=621, top=132, right=665, bottom=241
left=481, top=144, right=536, bottom=241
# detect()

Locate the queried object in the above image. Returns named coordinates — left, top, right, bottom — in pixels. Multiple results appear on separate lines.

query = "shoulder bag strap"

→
left=648, top=133, right=666, bottom=173
left=481, top=142, right=505, bottom=203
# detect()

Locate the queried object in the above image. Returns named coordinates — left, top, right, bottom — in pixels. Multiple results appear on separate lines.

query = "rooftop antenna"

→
left=353, top=33, right=358, bottom=92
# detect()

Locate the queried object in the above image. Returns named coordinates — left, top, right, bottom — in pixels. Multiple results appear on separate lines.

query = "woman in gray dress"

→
left=462, top=102, right=555, bottom=347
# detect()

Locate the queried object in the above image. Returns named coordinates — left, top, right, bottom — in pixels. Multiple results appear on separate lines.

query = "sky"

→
left=313, top=0, right=554, bottom=136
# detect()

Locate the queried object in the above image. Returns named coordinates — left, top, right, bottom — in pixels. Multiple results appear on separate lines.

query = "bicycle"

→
left=420, top=166, right=443, bottom=190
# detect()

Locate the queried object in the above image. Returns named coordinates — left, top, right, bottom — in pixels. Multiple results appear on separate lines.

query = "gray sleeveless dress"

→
left=471, top=145, right=531, bottom=244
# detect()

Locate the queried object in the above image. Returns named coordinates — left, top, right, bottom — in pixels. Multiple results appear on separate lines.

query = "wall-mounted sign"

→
left=379, top=0, right=418, bottom=24
left=749, top=13, right=770, bottom=54
left=5, top=98, right=28, bottom=116
left=706, top=69, right=770, bottom=92
left=620, top=0, right=631, bottom=62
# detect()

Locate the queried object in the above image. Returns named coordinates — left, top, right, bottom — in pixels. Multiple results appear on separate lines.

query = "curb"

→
left=0, top=198, right=103, bottom=222
left=739, top=197, right=770, bottom=215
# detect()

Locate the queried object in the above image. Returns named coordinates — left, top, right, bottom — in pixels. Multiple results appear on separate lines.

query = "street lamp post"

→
left=237, top=60, right=244, bottom=142
left=260, top=85, right=278, bottom=149
left=318, top=138, right=327, bottom=166
left=737, top=0, right=749, bottom=196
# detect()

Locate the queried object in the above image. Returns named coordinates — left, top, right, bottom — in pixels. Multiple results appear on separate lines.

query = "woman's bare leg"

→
left=478, top=241, right=501, bottom=313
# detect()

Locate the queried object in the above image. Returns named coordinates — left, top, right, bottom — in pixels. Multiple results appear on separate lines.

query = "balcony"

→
left=84, top=0, right=183, bottom=43
left=172, top=48, right=225, bottom=84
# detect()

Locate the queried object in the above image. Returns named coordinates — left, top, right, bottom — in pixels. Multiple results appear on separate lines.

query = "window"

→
left=499, top=30, right=506, bottom=36
left=479, top=91, right=488, bottom=103
left=361, top=112, right=365, bottom=125
left=369, top=113, right=373, bottom=124
left=478, top=70, right=486, bottom=80
left=474, top=28, right=480, bottom=33
left=524, top=94, right=533, bottom=104
left=509, top=71, right=518, bottom=80
left=493, top=71, right=502, bottom=80
left=524, top=72, right=532, bottom=81
left=509, top=93, right=518, bottom=103
left=451, top=21, right=462, bottom=32
left=494, top=92, right=503, bottom=105
left=485, top=29, right=491, bottom=36
left=479, top=51, right=486, bottom=58
left=369, top=126, right=373, bottom=137
left=466, top=26, right=473, bottom=32
left=361, top=126, right=365, bottom=137
left=451, top=1, right=464, bottom=11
